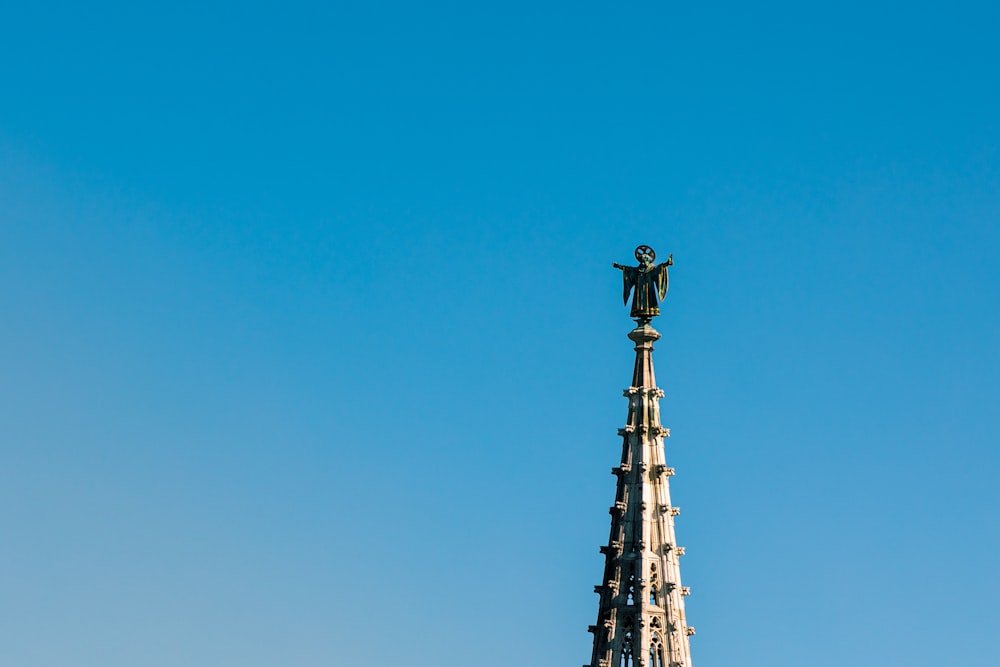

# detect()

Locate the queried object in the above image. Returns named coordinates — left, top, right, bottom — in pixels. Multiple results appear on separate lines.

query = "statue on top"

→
left=613, top=245, right=673, bottom=322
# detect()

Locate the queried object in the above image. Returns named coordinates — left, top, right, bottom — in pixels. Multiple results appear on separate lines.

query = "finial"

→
left=612, top=245, right=674, bottom=324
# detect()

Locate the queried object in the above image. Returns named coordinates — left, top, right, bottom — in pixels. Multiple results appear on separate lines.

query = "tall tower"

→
left=588, top=246, right=694, bottom=667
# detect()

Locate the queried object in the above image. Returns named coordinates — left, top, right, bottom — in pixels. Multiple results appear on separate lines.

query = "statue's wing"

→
left=657, top=264, right=670, bottom=301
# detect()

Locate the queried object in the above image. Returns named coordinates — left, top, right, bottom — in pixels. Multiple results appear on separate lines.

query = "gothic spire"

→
left=587, top=248, right=694, bottom=667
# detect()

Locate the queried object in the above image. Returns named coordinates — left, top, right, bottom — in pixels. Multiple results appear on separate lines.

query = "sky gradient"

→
left=1, top=2, right=998, bottom=666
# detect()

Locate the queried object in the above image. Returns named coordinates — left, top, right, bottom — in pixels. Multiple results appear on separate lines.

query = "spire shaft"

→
left=586, top=323, right=694, bottom=667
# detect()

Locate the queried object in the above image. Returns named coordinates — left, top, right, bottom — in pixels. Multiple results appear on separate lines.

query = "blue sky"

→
left=1, top=2, right=998, bottom=665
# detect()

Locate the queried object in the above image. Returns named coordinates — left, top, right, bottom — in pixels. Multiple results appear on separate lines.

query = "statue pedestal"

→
left=628, top=323, right=661, bottom=389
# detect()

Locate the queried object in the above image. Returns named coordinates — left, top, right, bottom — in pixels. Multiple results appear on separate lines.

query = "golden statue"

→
left=613, top=245, right=673, bottom=322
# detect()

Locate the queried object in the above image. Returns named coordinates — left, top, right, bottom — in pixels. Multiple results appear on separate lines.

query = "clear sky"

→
left=1, top=2, right=998, bottom=666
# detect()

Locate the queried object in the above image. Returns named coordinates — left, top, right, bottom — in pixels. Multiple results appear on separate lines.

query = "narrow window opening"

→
left=620, top=632, right=633, bottom=667
left=620, top=617, right=634, bottom=667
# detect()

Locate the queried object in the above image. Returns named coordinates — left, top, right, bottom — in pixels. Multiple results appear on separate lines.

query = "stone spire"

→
left=589, top=249, right=694, bottom=667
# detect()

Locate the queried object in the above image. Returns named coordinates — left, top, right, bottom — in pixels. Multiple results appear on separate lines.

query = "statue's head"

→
left=635, top=245, right=656, bottom=269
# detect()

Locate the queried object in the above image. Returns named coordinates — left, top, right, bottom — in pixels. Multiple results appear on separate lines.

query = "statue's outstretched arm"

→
left=612, top=262, right=626, bottom=270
